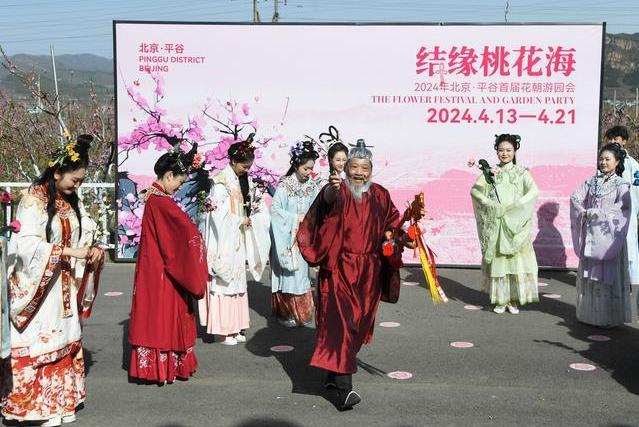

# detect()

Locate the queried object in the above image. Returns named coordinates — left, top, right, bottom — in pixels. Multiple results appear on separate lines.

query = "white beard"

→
left=346, top=179, right=372, bottom=202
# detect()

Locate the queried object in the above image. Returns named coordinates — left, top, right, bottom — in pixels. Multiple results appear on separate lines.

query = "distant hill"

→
left=2, top=32, right=638, bottom=101
left=604, top=32, right=639, bottom=99
left=0, top=53, right=113, bottom=100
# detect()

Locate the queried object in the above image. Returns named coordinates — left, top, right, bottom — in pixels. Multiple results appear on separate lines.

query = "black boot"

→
left=324, top=371, right=337, bottom=389
left=335, top=374, right=361, bottom=411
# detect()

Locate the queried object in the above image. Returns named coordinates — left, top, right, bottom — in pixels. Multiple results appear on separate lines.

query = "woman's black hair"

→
left=228, top=133, right=256, bottom=164
left=226, top=135, right=256, bottom=215
left=327, top=142, right=349, bottom=173
left=34, top=134, right=92, bottom=243
left=285, top=141, right=320, bottom=176
left=494, top=133, right=521, bottom=164
left=154, top=142, right=198, bottom=179
left=599, top=142, right=627, bottom=177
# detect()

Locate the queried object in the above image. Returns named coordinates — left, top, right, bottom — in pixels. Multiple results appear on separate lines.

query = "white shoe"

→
left=42, top=417, right=62, bottom=427
left=234, top=334, right=246, bottom=343
left=220, top=336, right=238, bottom=346
left=493, top=305, right=506, bottom=314
left=506, top=304, right=519, bottom=314
left=62, top=414, right=77, bottom=424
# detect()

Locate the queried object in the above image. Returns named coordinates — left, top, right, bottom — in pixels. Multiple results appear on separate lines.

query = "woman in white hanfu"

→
left=199, top=137, right=271, bottom=346
left=1, top=135, right=104, bottom=427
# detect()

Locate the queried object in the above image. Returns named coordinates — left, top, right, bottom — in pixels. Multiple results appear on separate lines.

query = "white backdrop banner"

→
left=115, top=22, right=604, bottom=266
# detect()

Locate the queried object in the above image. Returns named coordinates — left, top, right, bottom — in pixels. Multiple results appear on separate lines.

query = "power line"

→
left=0, top=33, right=112, bottom=44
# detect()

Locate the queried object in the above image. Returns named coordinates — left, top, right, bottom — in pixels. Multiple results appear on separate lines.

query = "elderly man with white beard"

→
left=297, top=140, right=420, bottom=411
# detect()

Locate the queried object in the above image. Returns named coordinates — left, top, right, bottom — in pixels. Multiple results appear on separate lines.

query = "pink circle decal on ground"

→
left=104, top=292, right=123, bottom=297
left=270, top=345, right=294, bottom=353
left=542, top=293, right=562, bottom=299
left=402, top=281, right=420, bottom=286
left=387, top=371, right=413, bottom=380
left=537, top=282, right=549, bottom=287
left=587, top=335, right=611, bottom=342
left=380, top=322, right=400, bottom=328
left=450, top=341, right=474, bottom=349
left=570, top=363, right=596, bottom=371
left=464, top=305, right=482, bottom=311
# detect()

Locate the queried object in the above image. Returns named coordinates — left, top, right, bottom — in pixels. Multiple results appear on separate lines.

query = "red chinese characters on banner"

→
left=138, top=43, right=186, bottom=54
left=416, top=45, right=576, bottom=78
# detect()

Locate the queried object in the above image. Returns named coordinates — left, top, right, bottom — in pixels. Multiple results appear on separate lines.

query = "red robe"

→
left=128, top=183, right=208, bottom=382
left=297, top=182, right=404, bottom=374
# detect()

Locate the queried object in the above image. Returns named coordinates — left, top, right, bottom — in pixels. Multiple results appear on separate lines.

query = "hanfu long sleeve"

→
left=270, top=186, right=300, bottom=272
left=202, top=182, right=243, bottom=283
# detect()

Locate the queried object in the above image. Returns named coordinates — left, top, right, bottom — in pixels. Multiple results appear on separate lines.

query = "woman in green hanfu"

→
left=470, top=134, right=539, bottom=314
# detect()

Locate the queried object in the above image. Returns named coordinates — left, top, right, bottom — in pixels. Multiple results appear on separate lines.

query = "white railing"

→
left=1, top=182, right=116, bottom=249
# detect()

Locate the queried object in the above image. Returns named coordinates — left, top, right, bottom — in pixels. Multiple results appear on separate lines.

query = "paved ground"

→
left=4, top=264, right=639, bottom=427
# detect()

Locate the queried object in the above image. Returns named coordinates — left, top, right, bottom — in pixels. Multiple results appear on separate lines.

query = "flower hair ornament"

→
left=493, top=134, right=521, bottom=151
left=229, top=133, right=256, bottom=157
left=289, top=139, right=319, bottom=164
left=48, top=134, right=93, bottom=168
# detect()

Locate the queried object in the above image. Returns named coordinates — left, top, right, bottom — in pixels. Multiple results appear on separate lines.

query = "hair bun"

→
left=76, top=134, right=93, bottom=151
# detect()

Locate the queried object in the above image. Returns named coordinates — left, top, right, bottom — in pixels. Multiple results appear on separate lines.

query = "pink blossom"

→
left=9, top=220, right=20, bottom=233
left=0, top=191, right=12, bottom=204
left=242, top=103, right=250, bottom=116
left=192, top=152, right=205, bottom=169
left=231, top=113, right=242, bottom=126
left=250, top=119, right=259, bottom=130
left=125, top=193, right=136, bottom=203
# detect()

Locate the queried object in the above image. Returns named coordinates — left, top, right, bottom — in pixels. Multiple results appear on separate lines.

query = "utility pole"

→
left=273, top=0, right=279, bottom=23
left=504, top=0, right=509, bottom=23
left=635, top=87, right=638, bottom=118
left=27, top=75, right=43, bottom=114
left=253, top=0, right=260, bottom=23
left=50, top=45, right=65, bottom=142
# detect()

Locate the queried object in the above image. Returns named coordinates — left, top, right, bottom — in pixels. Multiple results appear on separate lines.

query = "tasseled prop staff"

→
left=403, top=193, right=448, bottom=304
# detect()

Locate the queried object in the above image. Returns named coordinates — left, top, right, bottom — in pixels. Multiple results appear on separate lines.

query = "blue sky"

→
left=1, top=0, right=638, bottom=58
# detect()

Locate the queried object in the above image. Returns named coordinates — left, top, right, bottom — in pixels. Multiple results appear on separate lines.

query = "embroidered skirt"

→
left=1, top=341, right=85, bottom=422
left=129, top=346, right=197, bottom=384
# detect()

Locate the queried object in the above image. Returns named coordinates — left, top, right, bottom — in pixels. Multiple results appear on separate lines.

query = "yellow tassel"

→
left=417, top=243, right=448, bottom=304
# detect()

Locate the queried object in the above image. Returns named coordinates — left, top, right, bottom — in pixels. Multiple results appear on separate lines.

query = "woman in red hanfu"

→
left=1, top=135, right=105, bottom=426
left=128, top=141, right=208, bottom=385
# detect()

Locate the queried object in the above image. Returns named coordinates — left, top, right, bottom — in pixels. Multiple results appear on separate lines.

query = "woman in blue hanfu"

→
left=270, top=140, right=321, bottom=327
left=570, top=142, right=632, bottom=328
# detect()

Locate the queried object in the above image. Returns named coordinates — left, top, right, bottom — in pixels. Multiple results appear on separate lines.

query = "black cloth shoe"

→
left=337, top=390, right=361, bottom=411
left=334, top=374, right=360, bottom=411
